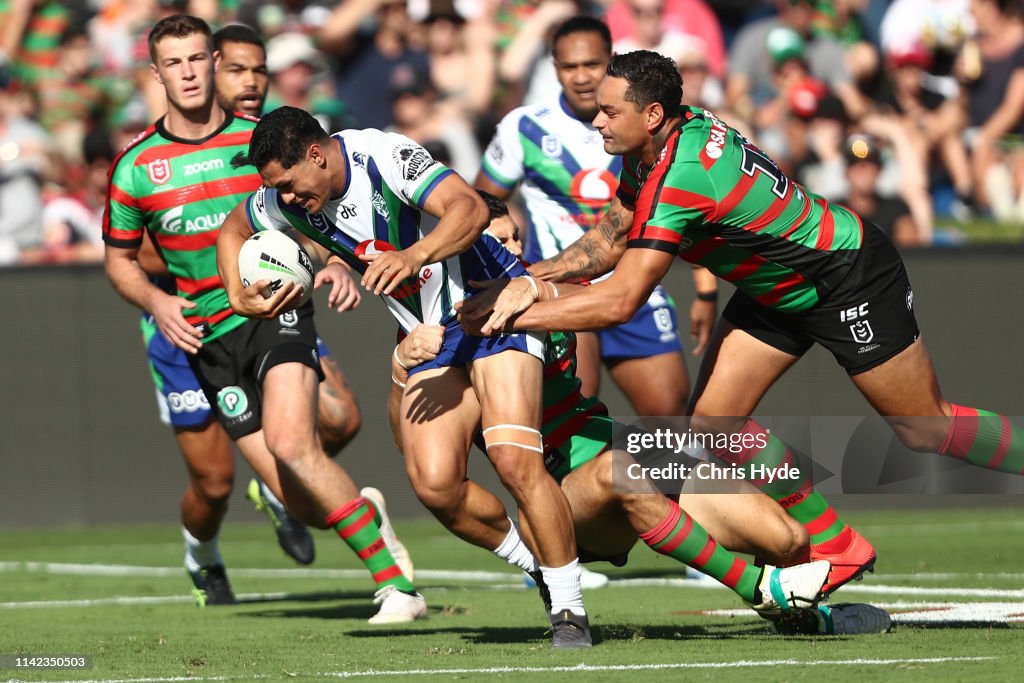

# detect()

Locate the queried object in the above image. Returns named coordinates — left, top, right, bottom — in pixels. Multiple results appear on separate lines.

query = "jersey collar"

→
left=331, top=133, right=351, bottom=200
left=155, top=108, right=234, bottom=145
left=559, top=93, right=593, bottom=125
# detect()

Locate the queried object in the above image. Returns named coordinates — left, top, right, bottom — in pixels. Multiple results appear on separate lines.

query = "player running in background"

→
left=217, top=107, right=592, bottom=648
left=129, top=23, right=362, bottom=604
left=104, top=15, right=421, bottom=623
left=475, top=16, right=715, bottom=417
left=462, top=50, right=1024, bottom=595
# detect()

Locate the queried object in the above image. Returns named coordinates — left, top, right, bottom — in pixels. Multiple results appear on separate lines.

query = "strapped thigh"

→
left=481, top=424, right=544, bottom=454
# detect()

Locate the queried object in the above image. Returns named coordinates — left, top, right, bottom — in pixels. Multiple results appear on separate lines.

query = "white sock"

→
left=492, top=518, right=538, bottom=573
left=540, top=559, right=585, bottom=616
left=182, top=526, right=223, bottom=573
left=258, top=480, right=287, bottom=514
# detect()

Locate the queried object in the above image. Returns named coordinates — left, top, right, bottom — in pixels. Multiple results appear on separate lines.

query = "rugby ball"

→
left=238, top=230, right=315, bottom=306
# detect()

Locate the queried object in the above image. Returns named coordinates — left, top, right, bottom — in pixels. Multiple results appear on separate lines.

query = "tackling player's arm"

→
left=466, top=246, right=674, bottom=336
left=216, top=201, right=302, bottom=319
left=527, top=195, right=633, bottom=283
left=360, top=174, right=490, bottom=296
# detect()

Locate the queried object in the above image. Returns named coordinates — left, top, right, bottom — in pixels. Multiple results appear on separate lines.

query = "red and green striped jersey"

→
left=103, top=113, right=261, bottom=341
left=0, top=0, right=68, bottom=88
left=620, top=106, right=864, bottom=312
left=541, top=330, right=613, bottom=480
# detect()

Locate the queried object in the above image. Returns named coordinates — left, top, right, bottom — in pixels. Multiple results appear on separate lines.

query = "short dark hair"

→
left=606, top=50, right=682, bottom=114
left=148, top=14, right=213, bottom=62
left=213, top=24, right=265, bottom=53
left=249, top=106, right=331, bottom=170
left=476, top=189, right=510, bottom=221
left=551, top=15, right=612, bottom=56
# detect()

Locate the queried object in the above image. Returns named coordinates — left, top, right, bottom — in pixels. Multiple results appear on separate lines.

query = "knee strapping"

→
left=482, top=424, right=544, bottom=454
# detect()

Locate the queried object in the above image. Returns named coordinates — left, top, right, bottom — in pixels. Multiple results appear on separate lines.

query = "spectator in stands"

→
left=34, top=25, right=127, bottom=163
left=387, top=66, right=481, bottom=180
left=958, top=0, right=1024, bottom=221
left=879, top=40, right=973, bottom=220
left=421, top=0, right=495, bottom=122
left=263, top=31, right=349, bottom=132
left=0, top=84, right=48, bottom=265
left=837, top=133, right=921, bottom=247
left=494, top=0, right=579, bottom=108
left=21, top=127, right=110, bottom=266
left=605, top=0, right=727, bottom=78
left=677, top=37, right=725, bottom=111
left=320, top=0, right=429, bottom=128
left=0, top=0, right=78, bottom=92
left=236, top=0, right=334, bottom=39
left=727, top=0, right=867, bottom=129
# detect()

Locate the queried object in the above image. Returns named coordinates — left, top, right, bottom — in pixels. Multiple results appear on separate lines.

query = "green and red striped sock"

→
left=327, top=498, right=415, bottom=593
left=713, top=419, right=850, bottom=554
left=940, top=405, right=1024, bottom=474
left=640, top=501, right=762, bottom=603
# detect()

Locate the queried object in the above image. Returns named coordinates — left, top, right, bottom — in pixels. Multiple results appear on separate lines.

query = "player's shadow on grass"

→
left=402, top=373, right=463, bottom=423
left=340, top=621, right=773, bottom=644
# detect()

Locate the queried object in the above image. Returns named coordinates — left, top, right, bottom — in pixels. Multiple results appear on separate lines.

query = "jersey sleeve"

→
left=244, top=186, right=291, bottom=232
left=627, top=158, right=718, bottom=254
left=376, top=131, right=454, bottom=209
left=103, top=159, right=144, bottom=248
left=479, top=109, right=526, bottom=191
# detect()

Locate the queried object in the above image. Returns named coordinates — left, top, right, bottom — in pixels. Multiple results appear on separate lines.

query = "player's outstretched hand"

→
left=690, top=298, right=716, bottom=355
left=238, top=278, right=303, bottom=319
left=396, top=324, right=445, bottom=369
left=152, top=293, right=203, bottom=354
left=316, top=262, right=362, bottom=313
left=359, top=248, right=421, bottom=296
left=457, top=277, right=537, bottom=336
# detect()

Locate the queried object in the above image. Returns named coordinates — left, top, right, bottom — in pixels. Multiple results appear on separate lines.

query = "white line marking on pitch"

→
left=10, top=657, right=998, bottom=683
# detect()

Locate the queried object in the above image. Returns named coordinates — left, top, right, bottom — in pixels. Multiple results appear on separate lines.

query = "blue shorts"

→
left=141, top=313, right=332, bottom=428
left=408, top=316, right=545, bottom=376
left=406, top=243, right=546, bottom=375
left=597, top=285, right=682, bottom=360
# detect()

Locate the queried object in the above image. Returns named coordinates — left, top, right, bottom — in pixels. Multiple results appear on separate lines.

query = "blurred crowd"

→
left=1, top=0, right=1022, bottom=266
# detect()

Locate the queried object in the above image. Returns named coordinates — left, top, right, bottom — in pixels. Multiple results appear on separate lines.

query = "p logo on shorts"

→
left=216, top=386, right=249, bottom=418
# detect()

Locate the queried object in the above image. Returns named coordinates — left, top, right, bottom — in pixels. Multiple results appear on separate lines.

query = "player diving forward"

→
left=389, top=196, right=891, bottom=635
left=216, top=107, right=593, bottom=648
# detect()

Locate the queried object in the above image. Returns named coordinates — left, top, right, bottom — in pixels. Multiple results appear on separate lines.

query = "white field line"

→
left=4, top=657, right=999, bottom=683
left=2, top=562, right=1023, bottom=608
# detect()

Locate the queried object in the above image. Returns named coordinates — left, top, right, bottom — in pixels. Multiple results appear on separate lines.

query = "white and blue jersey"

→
left=481, top=96, right=681, bottom=361
left=245, top=128, right=544, bottom=367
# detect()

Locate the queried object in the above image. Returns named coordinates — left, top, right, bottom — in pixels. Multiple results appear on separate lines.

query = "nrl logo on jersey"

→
left=542, top=135, right=562, bottom=158
left=147, top=158, right=171, bottom=185
left=372, top=192, right=390, bottom=220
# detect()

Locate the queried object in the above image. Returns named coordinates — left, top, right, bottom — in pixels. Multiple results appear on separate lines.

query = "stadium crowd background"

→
left=0, top=0, right=1021, bottom=267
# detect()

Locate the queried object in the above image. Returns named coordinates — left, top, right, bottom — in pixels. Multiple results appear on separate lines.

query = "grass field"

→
left=2, top=506, right=1022, bottom=683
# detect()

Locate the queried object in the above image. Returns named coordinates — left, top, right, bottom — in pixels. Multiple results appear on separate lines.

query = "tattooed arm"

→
left=527, top=196, right=633, bottom=283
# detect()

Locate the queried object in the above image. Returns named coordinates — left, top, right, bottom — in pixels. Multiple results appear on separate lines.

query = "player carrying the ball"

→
left=103, top=15, right=422, bottom=623
left=216, top=106, right=593, bottom=648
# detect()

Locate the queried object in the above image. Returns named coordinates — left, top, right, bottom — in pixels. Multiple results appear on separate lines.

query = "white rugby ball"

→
left=238, top=230, right=315, bottom=306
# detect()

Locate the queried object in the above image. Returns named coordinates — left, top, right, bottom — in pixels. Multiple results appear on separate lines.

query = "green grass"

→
left=1, top=507, right=1022, bottom=682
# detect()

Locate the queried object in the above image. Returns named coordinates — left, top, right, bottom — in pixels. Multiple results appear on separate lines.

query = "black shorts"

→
left=188, top=303, right=324, bottom=440
left=722, top=223, right=920, bottom=375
